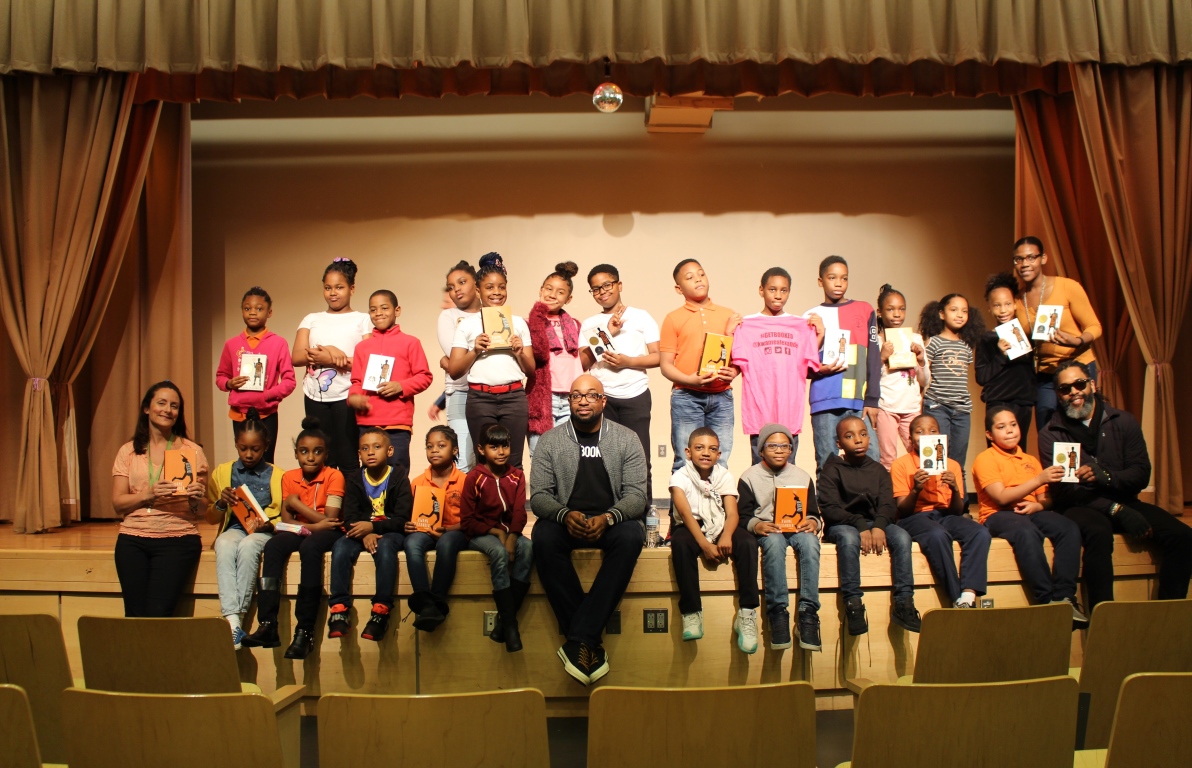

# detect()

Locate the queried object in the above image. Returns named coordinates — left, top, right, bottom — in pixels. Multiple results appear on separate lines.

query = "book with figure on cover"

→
left=585, top=326, right=616, bottom=357
left=884, top=328, right=917, bottom=370
left=1052, top=442, right=1081, bottom=483
left=995, top=319, right=1033, bottom=360
left=238, top=353, right=267, bottom=392
left=1032, top=305, right=1064, bottom=341
left=163, top=448, right=197, bottom=494
left=822, top=329, right=850, bottom=367
left=228, top=485, right=271, bottom=533
left=774, top=486, right=808, bottom=533
left=698, top=333, right=733, bottom=375
left=918, top=435, right=948, bottom=476
left=482, top=307, right=514, bottom=349
left=413, top=486, right=445, bottom=532
left=362, top=354, right=395, bottom=392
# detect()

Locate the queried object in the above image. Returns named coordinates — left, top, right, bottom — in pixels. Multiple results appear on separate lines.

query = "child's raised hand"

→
left=940, top=470, right=960, bottom=490
left=227, top=376, right=249, bottom=390
left=473, top=334, right=491, bottom=352
left=376, top=381, right=403, bottom=398
left=608, top=304, right=626, bottom=333
left=363, top=533, right=380, bottom=554
left=347, top=394, right=371, bottom=413
left=880, top=341, right=894, bottom=362
left=806, top=313, right=825, bottom=341
left=726, top=313, right=743, bottom=334
left=912, top=469, right=930, bottom=491
left=1038, top=465, right=1065, bottom=485
left=509, top=336, right=523, bottom=353
left=997, top=338, right=1013, bottom=352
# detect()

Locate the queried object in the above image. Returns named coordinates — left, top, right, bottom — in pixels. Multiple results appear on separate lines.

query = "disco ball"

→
left=592, top=82, right=624, bottom=113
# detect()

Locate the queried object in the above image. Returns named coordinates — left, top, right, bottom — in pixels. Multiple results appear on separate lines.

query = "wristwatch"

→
left=604, top=513, right=615, bottom=527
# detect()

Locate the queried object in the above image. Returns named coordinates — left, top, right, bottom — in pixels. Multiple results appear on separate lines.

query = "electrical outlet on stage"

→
left=483, top=611, right=497, bottom=635
left=643, top=609, right=668, bottom=633
left=980, top=598, right=995, bottom=609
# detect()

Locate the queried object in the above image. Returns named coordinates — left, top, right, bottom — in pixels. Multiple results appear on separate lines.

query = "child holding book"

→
left=802, top=256, right=882, bottom=468
left=205, top=409, right=283, bottom=648
left=326, top=428, right=413, bottom=642
left=528, top=262, right=584, bottom=454
left=737, top=423, right=822, bottom=651
left=659, top=258, right=741, bottom=471
left=873, top=284, right=928, bottom=468
left=460, top=423, right=532, bottom=653
left=215, top=287, right=296, bottom=464
left=669, top=427, right=759, bottom=652
left=892, top=414, right=990, bottom=608
left=971, top=406, right=1088, bottom=627
left=976, top=272, right=1037, bottom=449
left=917, top=293, right=985, bottom=472
left=404, top=425, right=468, bottom=631
left=447, top=253, right=535, bottom=468
left=347, top=289, right=433, bottom=473
left=241, top=417, right=346, bottom=659
left=819, top=416, right=921, bottom=636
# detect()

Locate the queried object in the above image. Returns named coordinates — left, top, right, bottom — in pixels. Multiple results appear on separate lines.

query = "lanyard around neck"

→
left=147, top=436, right=176, bottom=488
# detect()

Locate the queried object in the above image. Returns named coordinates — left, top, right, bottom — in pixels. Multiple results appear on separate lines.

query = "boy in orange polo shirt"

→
left=659, top=259, right=742, bottom=471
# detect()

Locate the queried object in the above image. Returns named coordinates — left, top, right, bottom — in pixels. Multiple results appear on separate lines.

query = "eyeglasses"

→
left=1012, top=253, right=1043, bottom=266
left=568, top=392, right=606, bottom=403
left=589, top=280, right=619, bottom=295
left=1057, top=378, right=1091, bottom=396
left=762, top=443, right=793, bottom=452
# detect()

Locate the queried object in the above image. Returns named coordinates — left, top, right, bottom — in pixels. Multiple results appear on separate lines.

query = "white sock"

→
left=956, top=593, right=976, bottom=607
left=226, top=614, right=242, bottom=631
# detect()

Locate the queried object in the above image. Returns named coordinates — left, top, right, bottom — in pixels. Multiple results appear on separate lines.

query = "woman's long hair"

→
left=133, top=380, right=189, bottom=454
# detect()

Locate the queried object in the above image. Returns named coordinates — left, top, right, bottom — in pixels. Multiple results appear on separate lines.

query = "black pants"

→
left=260, top=528, right=343, bottom=631
left=985, top=400, right=1034, bottom=451
left=304, top=396, right=359, bottom=472
left=1064, top=501, right=1192, bottom=610
left=603, top=390, right=653, bottom=501
left=114, top=533, right=202, bottom=617
left=532, top=516, right=644, bottom=647
left=464, top=388, right=529, bottom=468
left=233, top=411, right=280, bottom=465
left=670, top=525, right=759, bottom=614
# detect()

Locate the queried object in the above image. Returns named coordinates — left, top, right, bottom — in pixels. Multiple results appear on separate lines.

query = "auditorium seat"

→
left=1075, top=672, right=1192, bottom=768
left=587, top=682, right=815, bottom=768
left=0, top=615, right=73, bottom=763
left=0, top=683, right=57, bottom=768
left=316, top=688, right=549, bottom=767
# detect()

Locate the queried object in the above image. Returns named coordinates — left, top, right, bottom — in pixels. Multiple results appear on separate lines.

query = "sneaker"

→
left=558, top=641, right=592, bottom=686
left=845, top=597, right=868, bottom=636
left=891, top=597, right=922, bottom=632
left=681, top=611, right=704, bottom=641
left=361, top=604, right=390, bottom=642
left=768, top=607, right=792, bottom=650
left=734, top=608, right=759, bottom=654
left=1057, top=598, right=1090, bottom=629
left=232, top=626, right=246, bottom=651
left=586, top=645, right=610, bottom=684
left=953, top=594, right=978, bottom=608
left=327, top=603, right=350, bottom=639
left=796, top=609, right=822, bottom=652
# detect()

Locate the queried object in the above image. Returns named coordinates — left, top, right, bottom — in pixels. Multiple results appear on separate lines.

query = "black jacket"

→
left=817, top=454, right=897, bottom=531
left=974, top=331, right=1036, bottom=405
left=341, top=467, right=414, bottom=534
left=1038, top=399, right=1151, bottom=515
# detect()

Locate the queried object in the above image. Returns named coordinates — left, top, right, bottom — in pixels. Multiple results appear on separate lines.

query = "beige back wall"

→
left=192, top=100, right=1016, bottom=496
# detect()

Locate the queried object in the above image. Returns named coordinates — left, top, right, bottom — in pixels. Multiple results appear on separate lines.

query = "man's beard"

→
left=1063, top=397, right=1094, bottom=421
left=571, top=411, right=601, bottom=428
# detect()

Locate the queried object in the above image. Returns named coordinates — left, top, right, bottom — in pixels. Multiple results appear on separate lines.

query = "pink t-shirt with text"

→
left=732, top=315, right=821, bottom=436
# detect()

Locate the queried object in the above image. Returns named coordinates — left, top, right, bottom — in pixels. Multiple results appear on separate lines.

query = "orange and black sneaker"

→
left=361, top=603, right=390, bottom=642
left=327, top=603, right=350, bottom=639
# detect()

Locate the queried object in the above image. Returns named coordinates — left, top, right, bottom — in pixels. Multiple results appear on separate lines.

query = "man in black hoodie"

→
left=819, top=416, right=921, bottom=636
left=1039, top=361, right=1192, bottom=611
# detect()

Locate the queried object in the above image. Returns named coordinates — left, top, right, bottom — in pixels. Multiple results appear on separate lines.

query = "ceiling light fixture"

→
left=592, top=58, right=623, bottom=113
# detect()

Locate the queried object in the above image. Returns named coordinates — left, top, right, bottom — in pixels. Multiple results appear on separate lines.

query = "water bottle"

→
left=645, top=506, right=659, bottom=548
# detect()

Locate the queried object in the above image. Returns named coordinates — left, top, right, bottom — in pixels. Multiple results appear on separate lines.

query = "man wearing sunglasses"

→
left=1039, top=361, right=1192, bottom=612
left=530, top=374, right=648, bottom=686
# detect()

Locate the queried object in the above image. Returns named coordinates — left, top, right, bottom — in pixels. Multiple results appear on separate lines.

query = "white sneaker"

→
left=735, top=608, right=759, bottom=654
left=681, top=611, right=703, bottom=641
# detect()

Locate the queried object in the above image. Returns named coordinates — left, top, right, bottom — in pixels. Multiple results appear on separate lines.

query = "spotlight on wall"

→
left=592, top=57, right=623, bottom=113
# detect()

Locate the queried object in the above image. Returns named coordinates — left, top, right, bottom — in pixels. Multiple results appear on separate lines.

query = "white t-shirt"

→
left=669, top=462, right=738, bottom=542
left=580, top=306, right=660, bottom=399
left=299, top=310, right=372, bottom=401
left=451, top=312, right=532, bottom=386
left=438, top=307, right=479, bottom=395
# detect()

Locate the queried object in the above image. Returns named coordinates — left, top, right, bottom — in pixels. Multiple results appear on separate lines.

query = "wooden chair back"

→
left=317, top=688, right=549, bottom=768
left=1101, top=673, right=1192, bottom=768
left=587, top=682, right=815, bottom=768
left=61, top=688, right=284, bottom=768
left=78, top=616, right=242, bottom=693
left=848, top=676, right=1078, bottom=767
left=912, top=603, right=1072, bottom=683
left=0, top=684, right=43, bottom=768
left=1079, top=599, right=1192, bottom=749
left=0, top=614, right=73, bottom=762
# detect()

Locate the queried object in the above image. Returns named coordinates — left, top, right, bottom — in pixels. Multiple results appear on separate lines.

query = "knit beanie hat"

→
left=757, top=423, right=793, bottom=446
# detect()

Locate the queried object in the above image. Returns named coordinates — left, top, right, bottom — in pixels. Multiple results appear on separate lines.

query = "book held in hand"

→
left=1052, top=442, right=1081, bottom=483
left=163, top=448, right=197, bottom=494
left=412, top=486, right=445, bottom=532
left=1031, top=305, right=1065, bottom=341
left=918, top=435, right=948, bottom=476
left=822, top=329, right=850, bottom=367
left=699, top=333, right=733, bottom=375
left=273, top=521, right=311, bottom=536
left=482, top=307, right=514, bottom=349
left=362, top=354, right=395, bottom=392
left=774, top=486, right=808, bottom=533
left=228, top=485, right=271, bottom=534
left=238, top=353, right=267, bottom=392
left=585, top=326, right=616, bottom=356
left=884, top=328, right=917, bottom=370
left=995, top=319, right=1033, bottom=360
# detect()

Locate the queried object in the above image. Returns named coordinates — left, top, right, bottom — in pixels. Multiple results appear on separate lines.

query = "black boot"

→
left=511, top=579, right=531, bottom=612
left=410, top=591, right=446, bottom=633
left=493, top=588, right=522, bottom=653
left=241, top=578, right=281, bottom=648
left=284, top=628, right=314, bottom=659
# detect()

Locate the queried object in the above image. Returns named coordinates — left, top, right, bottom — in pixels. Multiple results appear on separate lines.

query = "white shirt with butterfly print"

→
left=299, top=310, right=373, bottom=401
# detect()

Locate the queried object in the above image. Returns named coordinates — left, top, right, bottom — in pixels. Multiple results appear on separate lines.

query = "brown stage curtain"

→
left=1071, top=63, right=1192, bottom=512
left=0, top=73, right=139, bottom=533
left=1012, top=89, right=1146, bottom=415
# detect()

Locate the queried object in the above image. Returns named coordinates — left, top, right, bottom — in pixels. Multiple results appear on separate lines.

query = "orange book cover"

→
left=775, top=486, right=807, bottom=533
left=412, top=486, right=445, bottom=532
left=228, top=485, right=270, bottom=534
left=481, top=307, right=514, bottom=349
left=698, top=332, right=733, bottom=375
left=163, top=448, right=197, bottom=495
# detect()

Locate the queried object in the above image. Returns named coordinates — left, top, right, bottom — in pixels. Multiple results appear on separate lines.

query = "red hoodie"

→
left=459, top=464, right=527, bottom=537
left=348, top=324, right=433, bottom=427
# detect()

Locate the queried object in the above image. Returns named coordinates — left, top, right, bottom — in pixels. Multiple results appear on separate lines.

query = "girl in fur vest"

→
left=527, top=261, right=584, bottom=455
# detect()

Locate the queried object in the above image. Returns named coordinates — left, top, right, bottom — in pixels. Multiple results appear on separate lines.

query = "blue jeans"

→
left=758, top=531, right=821, bottom=613
left=329, top=532, right=405, bottom=609
left=921, top=399, right=971, bottom=472
left=469, top=534, right=533, bottom=591
left=824, top=524, right=914, bottom=600
left=1036, top=360, right=1097, bottom=434
left=669, top=388, right=734, bottom=471
left=749, top=433, right=799, bottom=466
left=213, top=527, right=271, bottom=617
left=404, top=530, right=468, bottom=597
left=810, top=409, right=880, bottom=469
left=528, top=393, right=572, bottom=457
left=446, top=390, right=473, bottom=473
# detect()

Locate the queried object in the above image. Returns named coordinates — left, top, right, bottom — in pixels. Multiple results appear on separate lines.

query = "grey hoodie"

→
left=736, top=461, right=820, bottom=534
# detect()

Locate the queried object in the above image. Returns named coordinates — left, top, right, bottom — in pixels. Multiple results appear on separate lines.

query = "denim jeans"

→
left=921, top=399, right=972, bottom=472
left=810, top=409, right=880, bottom=469
left=1036, top=360, right=1098, bottom=435
left=213, top=527, right=272, bottom=617
left=749, top=433, right=799, bottom=466
left=758, top=531, right=821, bottom=613
left=446, top=390, right=473, bottom=473
left=669, top=387, right=734, bottom=472
left=469, top=534, right=533, bottom=591
left=329, top=532, right=405, bottom=609
left=528, top=393, right=572, bottom=457
left=824, top=523, right=914, bottom=600
left=404, top=530, right=468, bottom=597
